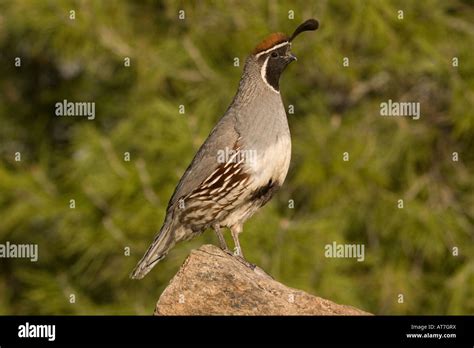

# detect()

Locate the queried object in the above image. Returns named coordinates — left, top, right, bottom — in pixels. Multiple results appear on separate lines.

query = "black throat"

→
left=265, top=61, right=283, bottom=91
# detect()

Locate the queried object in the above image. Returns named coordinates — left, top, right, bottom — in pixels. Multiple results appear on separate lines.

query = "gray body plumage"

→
left=172, top=57, right=290, bottom=207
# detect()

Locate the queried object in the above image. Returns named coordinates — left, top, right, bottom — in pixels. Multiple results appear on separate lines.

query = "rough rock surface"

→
left=155, top=244, right=370, bottom=315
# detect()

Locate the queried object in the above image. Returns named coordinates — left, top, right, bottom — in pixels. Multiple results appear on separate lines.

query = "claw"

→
left=234, top=255, right=256, bottom=270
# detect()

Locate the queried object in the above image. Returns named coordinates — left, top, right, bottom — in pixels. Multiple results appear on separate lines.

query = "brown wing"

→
left=176, top=140, right=251, bottom=230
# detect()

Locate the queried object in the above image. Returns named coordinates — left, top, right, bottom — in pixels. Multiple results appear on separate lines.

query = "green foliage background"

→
left=0, top=0, right=473, bottom=315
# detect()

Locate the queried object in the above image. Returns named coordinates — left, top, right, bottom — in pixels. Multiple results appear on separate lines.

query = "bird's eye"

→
left=271, top=52, right=278, bottom=58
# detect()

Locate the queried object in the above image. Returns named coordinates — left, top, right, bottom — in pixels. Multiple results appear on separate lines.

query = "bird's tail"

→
left=130, top=218, right=177, bottom=279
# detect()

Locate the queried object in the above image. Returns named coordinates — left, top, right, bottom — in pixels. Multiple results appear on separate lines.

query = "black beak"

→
left=287, top=53, right=297, bottom=62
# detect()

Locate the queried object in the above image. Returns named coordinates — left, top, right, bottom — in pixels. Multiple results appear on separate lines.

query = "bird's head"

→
left=251, top=19, right=319, bottom=93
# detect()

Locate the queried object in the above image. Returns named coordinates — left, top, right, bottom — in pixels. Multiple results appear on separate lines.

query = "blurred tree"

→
left=0, top=0, right=473, bottom=314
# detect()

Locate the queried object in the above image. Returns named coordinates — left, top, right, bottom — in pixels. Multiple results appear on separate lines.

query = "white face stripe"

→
left=255, top=41, right=290, bottom=58
left=260, top=56, right=279, bottom=94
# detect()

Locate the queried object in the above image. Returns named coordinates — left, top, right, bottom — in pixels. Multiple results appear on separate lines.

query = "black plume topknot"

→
left=289, top=18, right=319, bottom=42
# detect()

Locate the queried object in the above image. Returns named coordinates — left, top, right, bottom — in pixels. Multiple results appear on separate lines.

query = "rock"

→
left=154, top=244, right=370, bottom=315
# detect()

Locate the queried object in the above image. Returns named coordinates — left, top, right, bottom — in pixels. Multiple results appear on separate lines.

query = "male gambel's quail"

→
left=131, top=19, right=319, bottom=279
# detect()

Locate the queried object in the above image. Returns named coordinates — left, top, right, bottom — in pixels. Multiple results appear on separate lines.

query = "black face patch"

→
left=259, top=45, right=293, bottom=91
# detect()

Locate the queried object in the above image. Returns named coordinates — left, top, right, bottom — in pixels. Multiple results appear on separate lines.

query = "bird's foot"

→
left=220, top=247, right=254, bottom=269
left=234, top=255, right=256, bottom=270
left=221, top=247, right=234, bottom=257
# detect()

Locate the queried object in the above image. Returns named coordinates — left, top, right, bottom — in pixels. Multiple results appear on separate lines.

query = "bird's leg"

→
left=213, top=224, right=232, bottom=255
left=230, top=224, right=243, bottom=257
left=230, top=224, right=255, bottom=269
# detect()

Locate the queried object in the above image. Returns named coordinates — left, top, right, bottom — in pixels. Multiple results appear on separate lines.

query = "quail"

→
left=131, top=19, right=319, bottom=279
